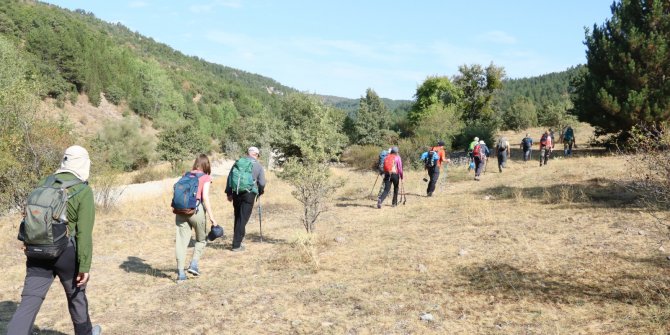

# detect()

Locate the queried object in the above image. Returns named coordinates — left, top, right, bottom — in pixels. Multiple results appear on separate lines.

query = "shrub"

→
left=340, top=145, right=381, bottom=171
left=624, top=123, right=670, bottom=224
left=89, top=117, right=155, bottom=172
left=278, top=159, right=343, bottom=233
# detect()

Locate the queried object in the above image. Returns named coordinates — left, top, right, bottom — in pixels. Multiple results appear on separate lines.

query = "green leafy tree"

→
left=502, top=97, right=538, bottom=131
left=275, top=94, right=347, bottom=233
left=157, top=123, right=210, bottom=170
left=408, top=76, right=462, bottom=126
left=573, top=0, right=670, bottom=135
left=352, top=88, right=393, bottom=146
left=0, top=36, right=72, bottom=210
left=275, top=94, right=347, bottom=163
left=453, top=63, right=505, bottom=123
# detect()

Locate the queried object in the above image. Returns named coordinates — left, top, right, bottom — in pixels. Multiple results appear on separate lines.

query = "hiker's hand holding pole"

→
left=226, top=194, right=232, bottom=202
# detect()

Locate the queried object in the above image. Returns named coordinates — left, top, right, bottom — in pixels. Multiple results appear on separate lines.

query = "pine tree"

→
left=573, top=0, right=670, bottom=135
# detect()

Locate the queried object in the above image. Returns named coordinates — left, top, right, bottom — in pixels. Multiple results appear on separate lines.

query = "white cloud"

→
left=189, top=0, right=241, bottom=13
left=477, top=30, right=518, bottom=45
left=128, top=1, right=148, bottom=8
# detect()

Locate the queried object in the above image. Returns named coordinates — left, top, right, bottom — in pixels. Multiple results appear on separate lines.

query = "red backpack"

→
left=473, top=144, right=482, bottom=158
left=383, top=154, right=397, bottom=174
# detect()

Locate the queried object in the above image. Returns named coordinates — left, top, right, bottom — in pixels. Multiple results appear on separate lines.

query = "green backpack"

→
left=228, top=157, right=258, bottom=194
left=19, top=175, right=84, bottom=259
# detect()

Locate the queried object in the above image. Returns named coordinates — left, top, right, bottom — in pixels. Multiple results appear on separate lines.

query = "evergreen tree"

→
left=573, top=0, right=670, bottom=135
left=352, top=88, right=392, bottom=146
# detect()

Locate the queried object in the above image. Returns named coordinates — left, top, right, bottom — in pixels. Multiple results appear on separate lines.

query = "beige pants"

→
left=175, top=204, right=207, bottom=271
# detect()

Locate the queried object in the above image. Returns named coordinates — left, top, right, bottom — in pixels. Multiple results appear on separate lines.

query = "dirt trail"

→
left=113, top=159, right=235, bottom=204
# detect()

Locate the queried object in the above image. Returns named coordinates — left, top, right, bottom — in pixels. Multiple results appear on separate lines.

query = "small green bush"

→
left=340, top=145, right=380, bottom=171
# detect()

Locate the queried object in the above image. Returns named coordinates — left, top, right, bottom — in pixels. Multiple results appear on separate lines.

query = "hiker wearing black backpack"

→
left=495, top=136, right=510, bottom=172
left=172, top=154, right=219, bottom=283
left=539, top=130, right=553, bottom=166
left=226, top=146, right=266, bottom=252
left=377, top=146, right=404, bottom=208
left=561, top=125, right=576, bottom=157
left=421, top=146, right=439, bottom=196
left=520, top=133, right=533, bottom=162
left=9, top=145, right=102, bottom=335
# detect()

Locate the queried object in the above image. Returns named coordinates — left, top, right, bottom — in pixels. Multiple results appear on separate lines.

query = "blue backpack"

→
left=172, top=172, right=204, bottom=215
left=377, top=150, right=388, bottom=173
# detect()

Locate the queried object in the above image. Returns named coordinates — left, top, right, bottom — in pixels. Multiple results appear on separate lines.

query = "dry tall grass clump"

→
left=2, top=146, right=670, bottom=334
left=624, top=124, right=670, bottom=227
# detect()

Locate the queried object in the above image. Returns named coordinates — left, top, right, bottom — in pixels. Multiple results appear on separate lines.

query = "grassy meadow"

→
left=1, top=144, right=669, bottom=334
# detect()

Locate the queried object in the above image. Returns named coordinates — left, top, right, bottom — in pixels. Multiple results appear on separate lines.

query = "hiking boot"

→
left=186, top=263, right=200, bottom=276
left=427, top=192, right=433, bottom=197
left=176, top=272, right=187, bottom=283
left=92, top=325, right=102, bottom=335
left=376, top=199, right=382, bottom=209
left=231, top=245, right=246, bottom=252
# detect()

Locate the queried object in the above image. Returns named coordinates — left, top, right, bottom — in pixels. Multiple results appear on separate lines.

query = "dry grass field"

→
left=1, top=148, right=669, bottom=334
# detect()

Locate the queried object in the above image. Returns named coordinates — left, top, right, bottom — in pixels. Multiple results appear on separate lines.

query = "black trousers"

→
left=426, top=167, right=439, bottom=195
left=232, top=192, right=256, bottom=248
left=379, top=173, right=399, bottom=205
left=8, top=241, right=92, bottom=335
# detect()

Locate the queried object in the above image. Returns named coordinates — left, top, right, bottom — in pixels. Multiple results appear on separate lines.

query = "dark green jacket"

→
left=38, top=173, right=96, bottom=272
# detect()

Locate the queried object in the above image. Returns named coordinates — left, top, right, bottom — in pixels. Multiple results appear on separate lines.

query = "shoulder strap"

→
left=52, top=175, right=84, bottom=189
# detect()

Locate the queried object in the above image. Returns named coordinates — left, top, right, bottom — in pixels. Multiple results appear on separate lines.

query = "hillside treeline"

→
left=2, top=0, right=668, bottom=211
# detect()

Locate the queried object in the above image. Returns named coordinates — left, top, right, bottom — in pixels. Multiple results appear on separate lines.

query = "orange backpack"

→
left=383, top=154, right=397, bottom=174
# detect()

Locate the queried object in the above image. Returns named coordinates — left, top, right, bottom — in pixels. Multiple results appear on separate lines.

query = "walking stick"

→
left=257, top=195, right=263, bottom=243
left=401, top=179, right=407, bottom=205
left=369, top=173, right=380, bottom=198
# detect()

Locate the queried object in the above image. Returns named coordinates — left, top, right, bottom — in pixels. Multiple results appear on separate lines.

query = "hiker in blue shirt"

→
left=520, top=134, right=533, bottom=162
left=420, top=147, right=440, bottom=196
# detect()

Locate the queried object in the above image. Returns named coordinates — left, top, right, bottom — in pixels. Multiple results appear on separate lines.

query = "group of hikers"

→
left=9, top=145, right=267, bottom=335
left=374, top=126, right=577, bottom=206
left=9, top=127, right=577, bottom=334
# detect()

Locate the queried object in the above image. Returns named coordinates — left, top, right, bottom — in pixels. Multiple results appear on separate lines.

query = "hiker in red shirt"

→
left=539, top=130, right=553, bottom=166
left=377, top=146, right=403, bottom=208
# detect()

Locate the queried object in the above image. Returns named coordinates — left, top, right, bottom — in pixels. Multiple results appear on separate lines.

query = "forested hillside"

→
left=494, top=66, right=581, bottom=131
left=0, top=0, right=295, bottom=138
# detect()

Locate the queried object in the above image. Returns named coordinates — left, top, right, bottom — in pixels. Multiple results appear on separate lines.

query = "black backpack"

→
left=424, top=151, right=436, bottom=169
left=522, top=137, right=532, bottom=150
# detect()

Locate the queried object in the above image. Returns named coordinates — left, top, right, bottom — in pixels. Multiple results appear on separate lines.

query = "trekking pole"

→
left=257, top=195, right=263, bottom=243
left=369, top=174, right=380, bottom=198
left=401, top=179, right=407, bottom=205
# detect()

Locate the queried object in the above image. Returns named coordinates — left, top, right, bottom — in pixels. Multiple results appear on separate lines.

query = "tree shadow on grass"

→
left=119, top=256, right=171, bottom=279
left=458, top=262, right=670, bottom=306
left=479, top=178, right=639, bottom=208
left=245, top=232, right=287, bottom=244
left=0, top=301, right=68, bottom=334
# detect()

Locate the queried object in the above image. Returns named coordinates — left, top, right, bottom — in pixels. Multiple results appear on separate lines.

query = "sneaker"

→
left=176, top=273, right=187, bottom=283
left=186, top=265, right=200, bottom=276
left=92, top=325, right=102, bottom=335
left=231, top=245, right=246, bottom=252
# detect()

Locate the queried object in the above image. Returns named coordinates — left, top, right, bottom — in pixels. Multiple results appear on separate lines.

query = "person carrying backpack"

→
left=473, top=140, right=490, bottom=181
left=539, top=130, right=553, bottom=166
left=520, top=133, right=533, bottom=162
left=9, top=145, right=102, bottom=335
left=495, top=136, right=510, bottom=172
left=420, top=146, right=439, bottom=196
left=173, top=154, right=219, bottom=282
left=562, top=126, right=576, bottom=157
left=377, top=146, right=403, bottom=208
left=226, top=147, right=266, bottom=252
left=468, top=136, right=479, bottom=170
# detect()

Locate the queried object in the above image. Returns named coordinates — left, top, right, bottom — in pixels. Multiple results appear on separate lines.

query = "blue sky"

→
left=45, top=0, right=614, bottom=100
